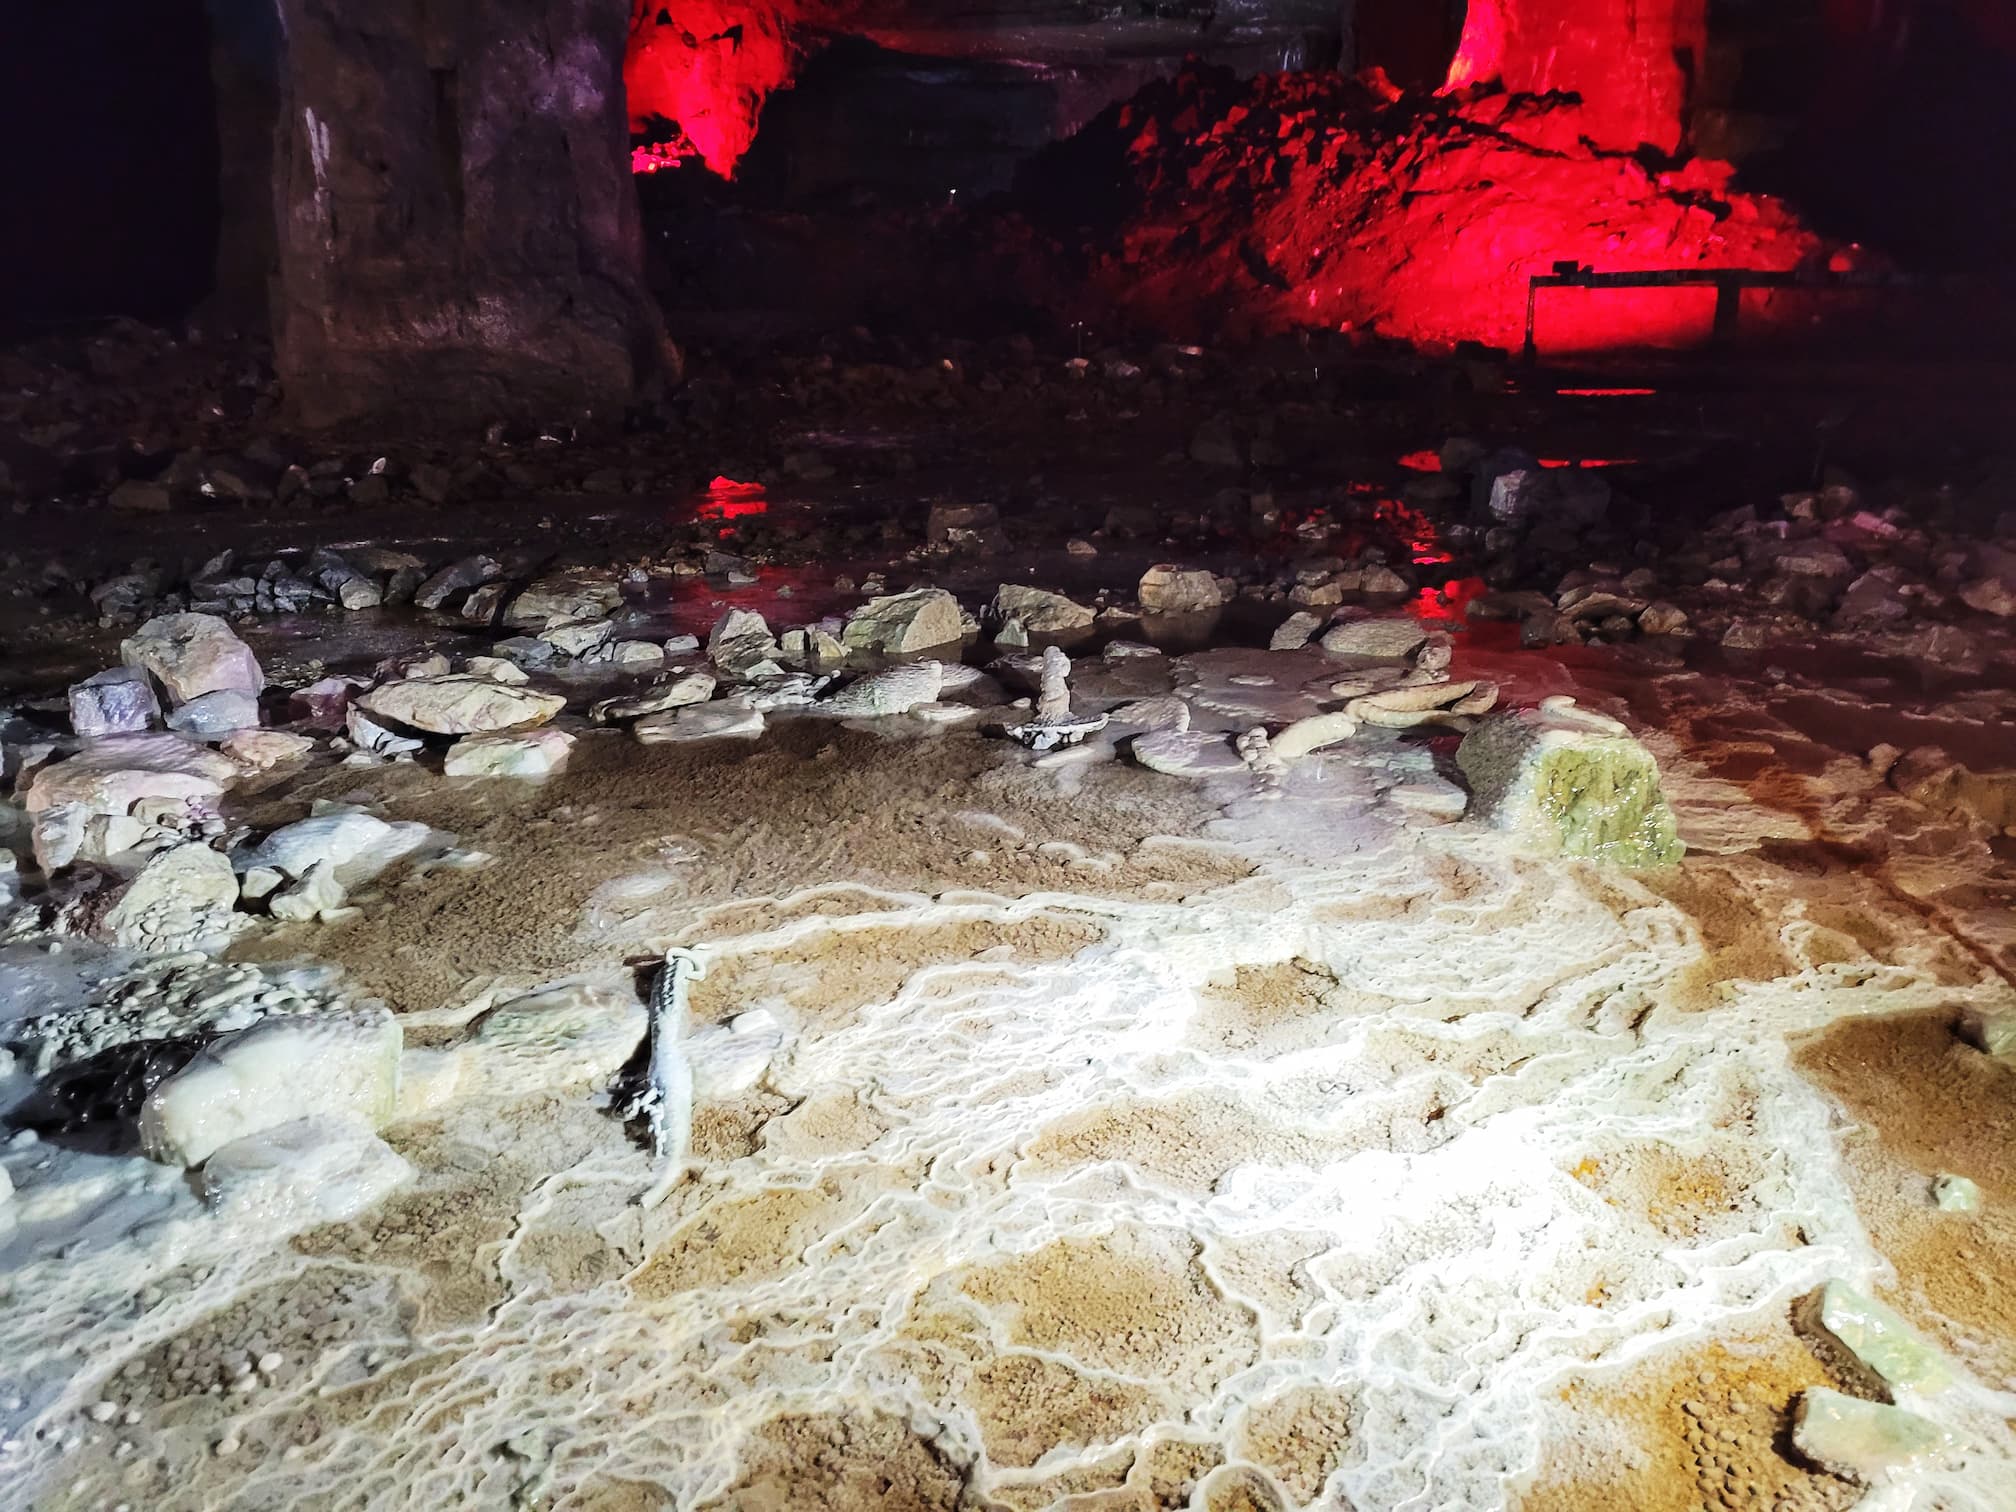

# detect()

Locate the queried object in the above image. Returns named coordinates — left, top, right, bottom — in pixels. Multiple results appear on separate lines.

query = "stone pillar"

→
left=271, top=0, right=669, bottom=430
left=1446, top=0, right=1707, bottom=154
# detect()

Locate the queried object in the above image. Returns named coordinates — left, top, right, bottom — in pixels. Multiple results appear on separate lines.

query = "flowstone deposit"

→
left=3, top=653, right=2013, bottom=1510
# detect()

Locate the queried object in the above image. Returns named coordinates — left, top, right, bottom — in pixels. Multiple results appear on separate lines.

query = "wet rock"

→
left=842, top=589, right=964, bottom=653
left=462, top=979, right=648, bottom=1097
left=356, top=675, right=564, bottom=735
left=25, top=735, right=238, bottom=870
left=199, top=1114, right=412, bottom=1228
left=1637, top=601, right=1689, bottom=636
left=268, top=860, right=350, bottom=922
left=140, top=1009, right=403, bottom=1166
left=70, top=667, right=161, bottom=738
left=1959, top=575, right=2016, bottom=617
left=413, top=555, right=502, bottom=611
left=121, top=612, right=264, bottom=705
left=1456, top=697, right=1682, bottom=866
left=607, top=640, right=665, bottom=667
left=1931, top=1174, right=1980, bottom=1212
left=1888, top=747, right=2016, bottom=829
left=345, top=708, right=423, bottom=757
left=991, top=584, right=1095, bottom=634
left=110, top=479, right=172, bottom=513
left=1801, top=1280, right=1951, bottom=1398
left=538, top=617, right=616, bottom=657
left=460, top=581, right=509, bottom=625
left=1189, top=418, right=1244, bottom=469
left=1348, top=681, right=1496, bottom=729
left=1320, top=617, right=1428, bottom=659
left=1269, top=711, right=1360, bottom=762
left=442, top=728, right=575, bottom=779
left=927, top=503, right=1009, bottom=554
left=235, top=811, right=422, bottom=883
left=633, top=701, right=765, bottom=743
left=1108, top=695, right=1191, bottom=732
left=1360, top=564, right=1412, bottom=596
left=1139, top=565, right=1225, bottom=615
left=165, top=688, right=261, bottom=738
left=592, top=671, right=717, bottom=723
left=708, top=609, right=782, bottom=673
left=289, top=675, right=369, bottom=731
left=102, top=842, right=241, bottom=953
left=1791, top=1389, right=1949, bottom=1483
left=309, top=549, right=385, bottom=610
left=824, top=661, right=945, bottom=717
left=503, top=568, right=625, bottom=629
left=1269, top=611, right=1323, bottom=650
left=780, top=626, right=846, bottom=665
left=1130, top=729, right=1247, bottom=777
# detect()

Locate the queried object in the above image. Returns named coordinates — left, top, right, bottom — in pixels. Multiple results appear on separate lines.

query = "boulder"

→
left=1269, top=611, right=1323, bottom=651
left=1801, top=1281, right=1951, bottom=1397
left=1130, top=730, right=1247, bottom=777
left=165, top=688, right=261, bottom=738
left=1456, top=698, right=1682, bottom=866
left=591, top=671, right=717, bottom=723
left=198, top=1114, right=412, bottom=1228
left=101, top=842, right=241, bottom=953
left=413, top=555, right=502, bottom=611
left=463, top=979, right=647, bottom=1096
left=25, top=734, right=238, bottom=818
left=1791, top=1389, right=1949, bottom=1483
left=502, top=568, right=625, bottom=629
left=69, top=667, right=161, bottom=738
left=842, top=589, right=964, bottom=653
left=823, top=661, right=945, bottom=717
left=219, top=729, right=313, bottom=773
left=632, top=702, right=765, bottom=743
left=538, top=617, right=616, bottom=657
left=991, top=585, right=1095, bottom=634
left=235, top=811, right=424, bottom=883
left=121, top=613, right=263, bottom=704
left=927, top=503, right=1009, bottom=554
left=356, top=675, right=564, bottom=735
left=1320, top=617, right=1429, bottom=659
left=1138, top=565, right=1224, bottom=615
left=139, top=1009, right=402, bottom=1166
left=708, top=609, right=781, bottom=673
left=443, top=728, right=576, bottom=779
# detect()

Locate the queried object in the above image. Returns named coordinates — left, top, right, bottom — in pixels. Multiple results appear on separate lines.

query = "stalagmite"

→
left=637, top=947, right=706, bottom=1207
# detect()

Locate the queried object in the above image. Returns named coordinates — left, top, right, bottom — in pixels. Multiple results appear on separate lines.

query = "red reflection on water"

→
left=691, top=476, right=769, bottom=538
left=1415, top=576, right=1487, bottom=622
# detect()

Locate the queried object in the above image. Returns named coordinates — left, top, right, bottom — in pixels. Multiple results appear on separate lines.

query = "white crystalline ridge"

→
left=3, top=819, right=2015, bottom=1509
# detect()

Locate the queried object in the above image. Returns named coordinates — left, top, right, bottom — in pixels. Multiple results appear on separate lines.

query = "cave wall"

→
left=271, top=0, right=667, bottom=430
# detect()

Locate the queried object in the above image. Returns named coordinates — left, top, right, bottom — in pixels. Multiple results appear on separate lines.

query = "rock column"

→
left=270, top=0, right=670, bottom=429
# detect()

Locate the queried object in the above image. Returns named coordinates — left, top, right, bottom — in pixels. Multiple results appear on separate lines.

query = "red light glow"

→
left=1397, top=450, right=1443, bottom=472
left=699, top=476, right=769, bottom=517
left=625, top=0, right=823, bottom=176
left=1414, top=577, right=1487, bottom=623
left=1554, top=388, right=1657, bottom=397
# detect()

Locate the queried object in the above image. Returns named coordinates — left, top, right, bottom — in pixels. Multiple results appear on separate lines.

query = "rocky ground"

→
left=1, top=321, right=2015, bottom=1510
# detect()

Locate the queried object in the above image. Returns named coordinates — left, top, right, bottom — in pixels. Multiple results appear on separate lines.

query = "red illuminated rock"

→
left=1017, top=62, right=1823, bottom=355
